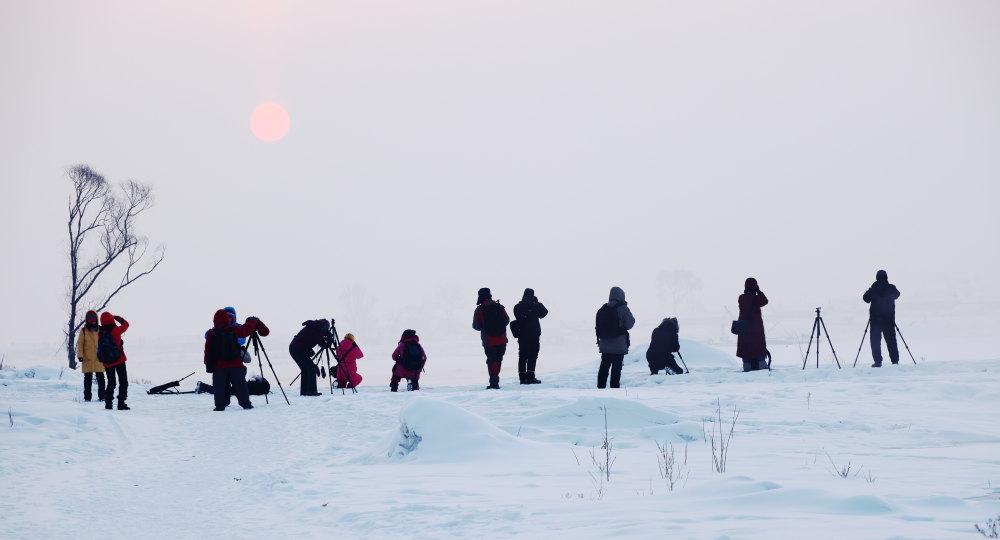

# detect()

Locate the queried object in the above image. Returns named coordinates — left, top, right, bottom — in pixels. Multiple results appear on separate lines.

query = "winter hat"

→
left=744, top=277, right=759, bottom=292
left=100, top=312, right=115, bottom=326
left=317, top=319, right=331, bottom=332
left=213, top=309, right=230, bottom=329
left=401, top=329, right=417, bottom=339
left=876, top=270, right=888, bottom=281
left=85, top=311, right=98, bottom=323
left=522, top=288, right=535, bottom=300
left=477, top=287, right=492, bottom=304
left=344, top=333, right=355, bottom=342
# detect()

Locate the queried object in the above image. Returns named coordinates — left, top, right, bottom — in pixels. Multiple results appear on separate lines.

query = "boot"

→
left=390, top=382, right=398, bottom=392
left=872, top=362, right=882, bottom=368
left=410, top=379, right=420, bottom=391
left=118, top=402, right=130, bottom=410
left=519, top=373, right=528, bottom=384
left=105, top=401, right=113, bottom=410
left=487, top=375, right=500, bottom=390
left=526, top=372, right=541, bottom=384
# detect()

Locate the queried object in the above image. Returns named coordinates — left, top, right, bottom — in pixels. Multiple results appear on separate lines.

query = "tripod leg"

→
left=818, top=317, right=842, bottom=369
left=802, top=319, right=818, bottom=370
left=678, top=352, right=690, bottom=373
left=256, top=348, right=269, bottom=405
left=852, top=319, right=870, bottom=368
left=325, top=349, right=334, bottom=395
left=254, top=334, right=291, bottom=405
left=894, top=323, right=918, bottom=365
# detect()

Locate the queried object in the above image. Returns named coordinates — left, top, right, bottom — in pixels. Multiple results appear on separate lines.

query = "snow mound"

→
left=0, top=366, right=79, bottom=381
left=626, top=339, right=739, bottom=369
left=513, top=397, right=681, bottom=446
left=363, top=397, right=542, bottom=463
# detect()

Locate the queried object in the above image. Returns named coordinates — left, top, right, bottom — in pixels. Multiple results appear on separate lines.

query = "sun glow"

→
left=250, top=103, right=290, bottom=142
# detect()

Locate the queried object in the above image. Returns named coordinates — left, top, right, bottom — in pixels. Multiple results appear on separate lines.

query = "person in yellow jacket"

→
left=76, top=310, right=106, bottom=402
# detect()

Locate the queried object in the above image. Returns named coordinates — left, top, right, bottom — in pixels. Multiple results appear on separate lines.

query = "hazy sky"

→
left=2, top=1, right=998, bottom=366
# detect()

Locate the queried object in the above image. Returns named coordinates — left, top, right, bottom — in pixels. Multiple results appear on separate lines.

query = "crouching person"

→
left=647, top=318, right=685, bottom=375
left=196, top=376, right=271, bottom=397
left=334, top=333, right=364, bottom=389
left=390, top=329, right=426, bottom=392
left=204, top=309, right=269, bottom=411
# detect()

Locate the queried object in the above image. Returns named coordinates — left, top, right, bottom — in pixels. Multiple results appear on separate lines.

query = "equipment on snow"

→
left=148, top=372, right=196, bottom=394
left=801, top=307, right=841, bottom=370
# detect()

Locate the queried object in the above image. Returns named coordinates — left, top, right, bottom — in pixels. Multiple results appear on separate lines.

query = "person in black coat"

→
left=863, top=269, right=901, bottom=367
left=646, top=318, right=685, bottom=375
left=288, top=319, right=333, bottom=396
left=512, top=288, right=548, bottom=384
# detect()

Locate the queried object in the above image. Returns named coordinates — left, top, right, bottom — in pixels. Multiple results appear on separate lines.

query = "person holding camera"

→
left=736, top=278, right=769, bottom=372
left=97, top=312, right=130, bottom=410
left=512, top=288, right=548, bottom=385
left=472, top=288, right=510, bottom=390
left=76, top=310, right=105, bottom=402
left=203, top=309, right=269, bottom=411
left=288, top=319, right=333, bottom=396
left=863, top=269, right=901, bottom=367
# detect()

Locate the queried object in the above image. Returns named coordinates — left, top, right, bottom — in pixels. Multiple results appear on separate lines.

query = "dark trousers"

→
left=598, top=353, right=624, bottom=388
left=870, top=319, right=899, bottom=365
left=290, top=346, right=318, bottom=395
left=517, top=338, right=540, bottom=379
left=212, top=366, right=251, bottom=409
left=84, top=372, right=106, bottom=401
left=485, top=344, right=506, bottom=385
left=105, top=363, right=128, bottom=405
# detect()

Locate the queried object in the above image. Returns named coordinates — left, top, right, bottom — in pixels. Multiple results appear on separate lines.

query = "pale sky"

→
left=2, top=1, right=998, bottom=370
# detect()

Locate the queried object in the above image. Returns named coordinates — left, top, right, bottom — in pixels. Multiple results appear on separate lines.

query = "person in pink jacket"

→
left=390, top=329, right=427, bottom=392
left=334, top=333, right=364, bottom=388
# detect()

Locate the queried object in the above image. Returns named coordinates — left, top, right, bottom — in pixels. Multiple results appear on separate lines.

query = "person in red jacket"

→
left=472, top=288, right=510, bottom=389
left=204, top=309, right=270, bottom=411
left=736, top=277, right=769, bottom=371
left=390, top=329, right=426, bottom=391
left=98, top=312, right=130, bottom=410
left=334, top=333, right=364, bottom=389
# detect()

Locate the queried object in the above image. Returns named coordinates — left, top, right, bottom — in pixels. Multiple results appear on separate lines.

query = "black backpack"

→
left=595, top=304, right=625, bottom=339
left=247, top=378, right=271, bottom=396
left=208, top=327, right=243, bottom=364
left=401, top=341, right=425, bottom=371
left=97, top=329, right=121, bottom=364
left=481, top=302, right=508, bottom=337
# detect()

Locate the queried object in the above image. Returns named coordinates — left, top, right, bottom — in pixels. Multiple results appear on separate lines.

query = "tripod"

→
left=247, top=332, right=291, bottom=405
left=852, top=319, right=918, bottom=367
left=288, top=345, right=336, bottom=394
left=329, top=319, right=357, bottom=395
left=801, top=307, right=842, bottom=370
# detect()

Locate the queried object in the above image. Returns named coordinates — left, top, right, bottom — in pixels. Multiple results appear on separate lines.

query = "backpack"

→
left=595, top=304, right=625, bottom=339
left=208, top=327, right=243, bottom=364
left=481, top=302, right=508, bottom=337
left=401, top=341, right=425, bottom=371
left=97, top=329, right=121, bottom=364
left=247, top=377, right=271, bottom=396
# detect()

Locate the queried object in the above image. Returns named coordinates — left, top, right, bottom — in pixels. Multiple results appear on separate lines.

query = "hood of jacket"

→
left=609, top=286, right=626, bottom=304
left=744, top=277, right=759, bottom=291
left=213, top=309, right=231, bottom=329
left=100, top=312, right=115, bottom=326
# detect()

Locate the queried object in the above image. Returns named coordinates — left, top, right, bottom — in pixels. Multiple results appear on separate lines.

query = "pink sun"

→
left=250, top=103, right=290, bottom=142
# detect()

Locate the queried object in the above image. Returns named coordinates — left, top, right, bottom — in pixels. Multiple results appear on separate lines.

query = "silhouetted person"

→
left=863, top=269, right=901, bottom=367
left=513, top=288, right=548, bottom=384
left=737, top=278, right=769, bottom=372
left=595, top=286, right=636, bottom=388
left=472, top=288, right=510, bottom=389
left=647, top=318, right=685, bottom=375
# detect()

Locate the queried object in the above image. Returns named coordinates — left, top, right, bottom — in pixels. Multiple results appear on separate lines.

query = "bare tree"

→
left=65, top=165, right=165, bottom=369
left=656, top=269, right=703, bottom=315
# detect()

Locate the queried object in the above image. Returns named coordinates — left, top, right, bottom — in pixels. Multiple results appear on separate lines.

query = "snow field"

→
left=2, top=341, right=999, bottom=539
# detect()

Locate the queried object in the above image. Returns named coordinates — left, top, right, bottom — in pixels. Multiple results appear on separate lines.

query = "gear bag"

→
left=481, top=302, right=508, bottom=337
left=97, top=329, right=121, bottom=364
left=401, top=341, right=425, bottom=371
left=207, top=327, right=243, bottom=372
left=595, top=304, right=625, bottom=339
left=247, top=377, right=270, bottom=396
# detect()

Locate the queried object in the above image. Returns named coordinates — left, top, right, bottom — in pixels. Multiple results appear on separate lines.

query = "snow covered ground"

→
left=2, top=340, right=999, bottom=539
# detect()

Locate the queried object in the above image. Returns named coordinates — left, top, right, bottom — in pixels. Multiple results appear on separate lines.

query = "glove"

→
left=113, top=315, right=124, bottom=323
